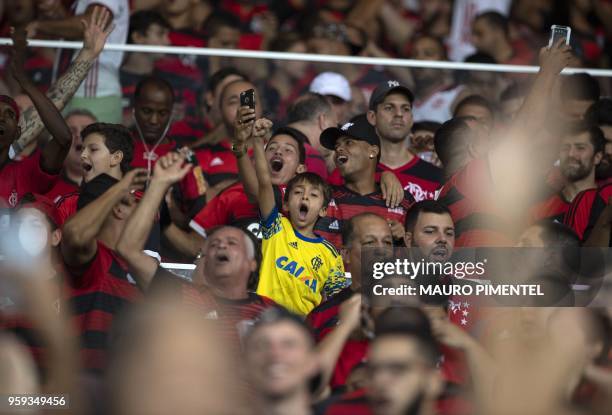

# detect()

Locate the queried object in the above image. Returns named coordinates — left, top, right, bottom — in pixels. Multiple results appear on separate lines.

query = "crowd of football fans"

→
left=0, top=1, right=612, bottom=415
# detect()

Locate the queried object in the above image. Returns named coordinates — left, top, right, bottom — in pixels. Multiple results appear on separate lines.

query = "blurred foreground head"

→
left=108, top=300, right=246, bottom=415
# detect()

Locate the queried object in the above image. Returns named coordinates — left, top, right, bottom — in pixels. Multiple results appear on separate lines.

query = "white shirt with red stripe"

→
left=74, top=0, right=128, bottom=98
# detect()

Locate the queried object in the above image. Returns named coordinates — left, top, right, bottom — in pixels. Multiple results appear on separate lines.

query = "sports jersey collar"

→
left=337, top=184, right=383, bottom=198
left=214, top=291, right=260, bottom=306
left=294, top=227, right=324, bottom=243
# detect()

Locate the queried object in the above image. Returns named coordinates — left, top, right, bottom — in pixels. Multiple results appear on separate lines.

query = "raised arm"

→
left=61, top=169, right=147, bottom=267
left=11, top=6, right=113, bottom=158
left=26, top=4, right=111, bottom=40
left=10, top=27, right=71, bottom=173
left=252, top=118, right=275, bottom=219
left=233, top=106, right=259, bottom=201
left=118, top=153, right=192, bottom=288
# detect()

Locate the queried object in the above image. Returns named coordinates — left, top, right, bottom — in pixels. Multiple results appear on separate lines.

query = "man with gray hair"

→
left=287, top=92, right=340, bottom=179
left=116, top=151, right=275, bottom=351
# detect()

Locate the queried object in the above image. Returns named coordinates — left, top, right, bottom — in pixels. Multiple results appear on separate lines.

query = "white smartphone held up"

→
left=548, top=25, right=571, bottom=48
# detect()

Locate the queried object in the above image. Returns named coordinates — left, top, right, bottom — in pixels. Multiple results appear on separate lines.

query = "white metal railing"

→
left=1, top=38, right=612, bottom=77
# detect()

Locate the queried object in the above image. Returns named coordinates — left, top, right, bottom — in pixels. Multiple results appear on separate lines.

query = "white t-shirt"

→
left=447, top=0, right=511, bottom=62
left=413, top=85, right=464, bottom=123
left=74, top=0, right=128, bottom=98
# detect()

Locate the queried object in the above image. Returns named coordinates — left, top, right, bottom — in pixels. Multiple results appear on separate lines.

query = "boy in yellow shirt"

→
left=248, top=118, right=346, bottom=315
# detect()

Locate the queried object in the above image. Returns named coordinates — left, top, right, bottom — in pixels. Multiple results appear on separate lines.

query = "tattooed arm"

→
left=10, top=6, right=113, bottom=158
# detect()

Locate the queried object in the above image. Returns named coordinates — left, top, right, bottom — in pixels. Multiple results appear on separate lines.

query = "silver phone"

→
left=548, top=25, right=571, bottom=48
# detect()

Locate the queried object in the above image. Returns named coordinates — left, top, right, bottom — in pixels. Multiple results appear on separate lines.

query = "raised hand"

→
left=81, top=5, right=114, bottom=59
left=9, top=26, right=29, bottom=84
left=338, top=293, right=362, bottom=332
left=234, top=106, right=256, bottom=146
left=539, top=38, right=573, bottom=75
left=119, top=168, right=149, bottom=193
left=153, top=151, right=193, bottom=186
left=252, top=118, right=273, bottom=141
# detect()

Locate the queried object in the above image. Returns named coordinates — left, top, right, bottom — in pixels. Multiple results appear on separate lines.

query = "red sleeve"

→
left=189, top=192, right=229, bottom=237
left=16, top=152, right=58, bottom=196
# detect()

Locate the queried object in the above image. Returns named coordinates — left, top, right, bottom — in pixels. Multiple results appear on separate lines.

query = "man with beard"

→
left=531, top=121, right=604, bottom=223
left=367, top=81, right=443, bottom=202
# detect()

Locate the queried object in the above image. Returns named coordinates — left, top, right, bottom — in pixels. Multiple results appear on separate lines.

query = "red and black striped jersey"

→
left=315, top=185, right=415, bottom=249
left=66, top=242, right=143, bottom=372
left=530, top=191, right=573, bottom=224
left=437, top=158, right=514, bottom=247
left=307, top=288, right=369, bottom=389
left=321, top=389, right=372, bottom=415
left=327, top=157, right=442, bottom=202
left=55, top=192, right=79, bottom=226
left=564, top=183, right=612, bottom=242
left=194, top=140, right=239, bottom=187
left=149, top=267, right=276, bottom=352
left=377, top=157, right=443, bottom=201
left=45, top=174, right=80, bottom=204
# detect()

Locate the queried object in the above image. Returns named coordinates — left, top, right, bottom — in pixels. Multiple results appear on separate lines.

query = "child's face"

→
left=265, top=135, right=303, bottom=185
left=285, top=181, right=326, bottom=229
left=81, top=133, right=116, bottom=183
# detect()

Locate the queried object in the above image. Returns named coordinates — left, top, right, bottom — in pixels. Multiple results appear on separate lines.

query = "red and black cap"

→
left=18, top=193, right=61, bottom=228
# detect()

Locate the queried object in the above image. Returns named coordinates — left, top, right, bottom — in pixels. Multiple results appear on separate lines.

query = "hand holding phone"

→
left=548, top=25, right=571, bottom=49
left=240, top=89, right=256, bottom=110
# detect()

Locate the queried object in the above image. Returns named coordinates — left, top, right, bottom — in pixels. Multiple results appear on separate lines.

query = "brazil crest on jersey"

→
left=257, top=206, right=346, bottom=315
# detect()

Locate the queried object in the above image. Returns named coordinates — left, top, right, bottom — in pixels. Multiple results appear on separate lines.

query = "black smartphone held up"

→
left=240, top=89, right=256, bottom=110
left=548, top=25, right=571, bottom=48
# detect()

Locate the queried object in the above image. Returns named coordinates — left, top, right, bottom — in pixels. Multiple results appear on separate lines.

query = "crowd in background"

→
left=0, top=1, right=612, bottom=415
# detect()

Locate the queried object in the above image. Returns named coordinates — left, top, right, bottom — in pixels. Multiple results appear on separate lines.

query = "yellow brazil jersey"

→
left=257, top=206, right=346, bottom=315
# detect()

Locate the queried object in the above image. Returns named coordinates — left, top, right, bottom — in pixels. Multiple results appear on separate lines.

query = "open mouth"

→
left=336, top=154, right=349, bottom=165
left=270, top=158, right=284, bottom=172
left=298, top=203, right=309, bottom=221
left=215, top=252, right=230, bottom=263
left=82, top=162, right=93, bottom=173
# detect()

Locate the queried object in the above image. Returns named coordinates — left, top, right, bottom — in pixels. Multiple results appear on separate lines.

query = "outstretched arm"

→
left=26, top=4, right=111, bottom=40
left=118, top=153, right=192, bottom=288
left=11, top=6, right=113, bottom=158
left=11, top=27, right=71, bottom=173
left=61, top=169, right=147, bottom=267
left=252, top=118, right=275, bottom=218
left=234, top=106, right=259, bottom=202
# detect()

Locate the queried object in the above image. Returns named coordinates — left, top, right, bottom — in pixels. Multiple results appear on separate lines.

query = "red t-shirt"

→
left=193, top=140, right=239, bottom=187
left=45, top=175, right=80, bottom=204
left=305, top=143, right=329, bottom=180
left=0, top=152, right=58, bottom=207
left=55, top=192, right=79, bottom=227
left=66, top=242, right=143, bottom=372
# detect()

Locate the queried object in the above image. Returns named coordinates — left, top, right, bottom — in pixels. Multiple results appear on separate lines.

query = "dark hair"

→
left=284, top=172, right=332, bottom=208
left=219, top=79, right=255, bottom=107
left=405, top=200, right=452, bottom=232
left=561, top=73, right=600, bottom=101
left=81, top=123, right=134, bottom=173
left=453, top=95, right=495, bottom=118
left=134, top=76, right=174, bottom=104
left=208, top=67, right=248, bottom=96
left=433, top=117, right=472, bottom=169
left=374, top=307, right=440, bottom=366
left=246, top=306, right=314, bottom=345
left=287, top=93, right=332, bottom=124
left=203, top=11, right=242, bottom=38
left=128, top=10, right=170, bottom=44
left=268, top=32, right=305, bottom=52
left=268, top=127, right=307, bottom=164
left=585, top=98, right=612, bottom=127
left=500, top=82, right=530, bottom=102
left=411, top=34, right=448, bottom=60
left=341, top=212, right=387, bottom=246
left=464, top=52, right=496, bottom=64
left=412, top=121, right=441, bottom=134
left=475, top=11, right=509, bottom=36
left=563, top=120, right=606, bottom=154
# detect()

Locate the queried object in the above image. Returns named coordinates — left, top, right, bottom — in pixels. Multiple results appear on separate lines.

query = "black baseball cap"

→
left=369, top=80, right=415, bottom=110
left=320, top=113, right=380, bottom=151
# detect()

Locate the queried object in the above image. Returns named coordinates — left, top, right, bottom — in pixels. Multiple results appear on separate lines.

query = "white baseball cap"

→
left=309, top=72, right=352, bottom=102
